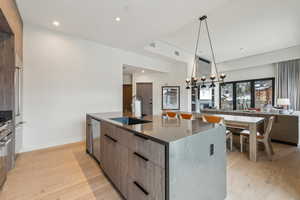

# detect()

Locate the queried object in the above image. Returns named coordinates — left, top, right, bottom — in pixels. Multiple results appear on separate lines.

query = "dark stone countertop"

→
left=87, top=112, right=221, bottom=144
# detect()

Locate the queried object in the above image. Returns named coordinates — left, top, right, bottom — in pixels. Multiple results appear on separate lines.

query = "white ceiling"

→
left=123, top=64, right=162, bottom=75
left=16, top=0, right=228, bottom=51
left=162, top=0, right=300, bottom=62
left=17, top=0, right=300, bottom=63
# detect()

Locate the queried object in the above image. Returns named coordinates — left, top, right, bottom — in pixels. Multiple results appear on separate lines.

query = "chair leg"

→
left=264, top=141, right=273, bottom=161
left=269, top=140, right=274, bottom=155
left=240, top=135, right=244, bottom=153
left=230, top=134, right=233, bottom=151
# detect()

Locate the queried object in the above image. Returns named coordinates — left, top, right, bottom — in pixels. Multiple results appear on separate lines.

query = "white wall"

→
left=223, top=64, right=275, bottom=82
left=22, top=24, right=183, bottom=152
left=218, top=45, right=300, bottom=72
left=133, top=63, right=188, bottom=115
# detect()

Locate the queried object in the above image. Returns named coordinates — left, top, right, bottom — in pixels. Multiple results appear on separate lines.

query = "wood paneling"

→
left=123, top=84, right=132, bottom=115
left=0, top=36, right=14, bottom=111
left=0, top=0, right=23, bottom=62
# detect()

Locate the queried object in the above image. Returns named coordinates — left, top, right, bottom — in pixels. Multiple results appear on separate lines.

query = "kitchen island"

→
left=86, top=112, right=226, bottom=200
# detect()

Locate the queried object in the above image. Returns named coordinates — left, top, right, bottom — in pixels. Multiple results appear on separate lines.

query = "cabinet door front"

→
left=128, top=149, right=165, bottom=200
left=116, top=144, right=129, bottom=198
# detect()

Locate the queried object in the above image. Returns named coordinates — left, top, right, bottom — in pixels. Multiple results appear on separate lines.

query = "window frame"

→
left=219, top=77, right=275, bottom=110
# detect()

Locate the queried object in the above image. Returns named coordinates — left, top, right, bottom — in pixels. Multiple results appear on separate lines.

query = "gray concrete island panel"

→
left=86, top=112, right=227, bottom=200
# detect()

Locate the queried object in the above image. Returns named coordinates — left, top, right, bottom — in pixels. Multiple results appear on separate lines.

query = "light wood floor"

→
left=0, top=141, right=299, bottom=200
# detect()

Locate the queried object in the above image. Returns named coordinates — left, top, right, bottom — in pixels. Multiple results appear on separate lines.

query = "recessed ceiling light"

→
left=141, top=70, right=145, bottom=73
left=115, top=17, right=121, bottom=22
left=52, top=21, right=60, bottom=27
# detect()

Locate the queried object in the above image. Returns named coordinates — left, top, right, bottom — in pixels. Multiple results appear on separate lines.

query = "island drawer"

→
left=127, top=176, right=165, bottom=200
left=128, top=133, right=165, bottom=168
left=101, top=121, right=116, bottom=139
left=114, top=127, right=131, bottom=147
left=128, top=149, right=165, bottom=200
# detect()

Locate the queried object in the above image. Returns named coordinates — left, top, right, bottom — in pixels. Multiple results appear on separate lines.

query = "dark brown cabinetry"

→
left=0, top=0, right=23, bottom=62
left=128, top=149, right=165, bottom=200
left=99, top=121, right=165, bottom=200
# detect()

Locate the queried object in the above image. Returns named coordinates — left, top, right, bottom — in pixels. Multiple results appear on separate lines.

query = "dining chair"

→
left=202, top=115, right=233, bottom=151
left=180, top=113, right=193, bottom=120
left=166, top=111, right=177, bottom=118
left=240, top=116, right=275, bottom=160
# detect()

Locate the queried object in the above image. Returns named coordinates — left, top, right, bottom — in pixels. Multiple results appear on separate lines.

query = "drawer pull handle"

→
left=134, top=133, right=149, bottom=140
left=104, top=134, right=117, bottom=143
left=134, top=152, right=149, bottom=162
left=133, top=181, right=149, bottom=196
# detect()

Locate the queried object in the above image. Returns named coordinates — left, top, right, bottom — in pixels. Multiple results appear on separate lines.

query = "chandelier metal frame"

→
left=186, top=15, right=226, bottom=90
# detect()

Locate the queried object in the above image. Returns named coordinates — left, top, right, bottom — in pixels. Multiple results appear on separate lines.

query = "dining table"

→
left=212, top=114, right=265, bottom=162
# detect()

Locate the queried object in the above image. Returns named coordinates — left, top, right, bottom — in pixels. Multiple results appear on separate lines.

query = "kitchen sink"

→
left=110, top=117, right=152, bottom=125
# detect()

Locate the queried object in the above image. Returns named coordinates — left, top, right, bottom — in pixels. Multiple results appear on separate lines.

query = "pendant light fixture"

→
left=186, top=15, right=226, bottom=90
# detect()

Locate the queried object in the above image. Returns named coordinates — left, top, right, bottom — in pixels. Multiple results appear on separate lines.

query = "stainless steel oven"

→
left=0, top=122, right=13, bottom=189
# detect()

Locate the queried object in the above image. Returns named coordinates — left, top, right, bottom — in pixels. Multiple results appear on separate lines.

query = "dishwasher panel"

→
left=91, top=119, right=101, bottom=163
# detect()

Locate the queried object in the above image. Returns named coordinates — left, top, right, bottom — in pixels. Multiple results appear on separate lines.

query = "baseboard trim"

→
left=271, top=139, right=298, bottom=146
left=20, top=137, right=84, bottom=153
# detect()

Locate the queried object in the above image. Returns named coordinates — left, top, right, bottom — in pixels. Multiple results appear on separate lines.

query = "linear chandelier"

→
left=186, top=15, right=226, bottom=89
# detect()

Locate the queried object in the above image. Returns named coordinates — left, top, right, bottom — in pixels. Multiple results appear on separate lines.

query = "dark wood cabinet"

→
left=100, top=122, right=117, bottom=181
left=99, top=121, right=165, bottom=200
left=116, top=143, right=129, bottom=198
left=100, top=122, right=129, bottom=198
left=128, top=149, right=165, bottom=200
left=0, top=0, right=23, bottom=62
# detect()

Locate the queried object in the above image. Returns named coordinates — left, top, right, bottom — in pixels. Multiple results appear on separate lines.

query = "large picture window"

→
left=219, top=78, right=275, bottom=110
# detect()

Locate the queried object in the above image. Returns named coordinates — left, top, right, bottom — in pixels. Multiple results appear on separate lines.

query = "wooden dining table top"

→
left=211, top=114, right=265, bottom=124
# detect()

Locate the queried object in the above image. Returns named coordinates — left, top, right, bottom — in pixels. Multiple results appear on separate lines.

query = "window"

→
left=219, top=78, right=274, bottom=110
left=220, top=83, right=234, bottom=110
left=236, top=81, right=251, bottom=110
left=255, top=79, right=273, bottom=109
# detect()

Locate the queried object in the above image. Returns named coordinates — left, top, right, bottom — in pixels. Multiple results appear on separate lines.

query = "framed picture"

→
left=162, top=86, right=180, bottom=110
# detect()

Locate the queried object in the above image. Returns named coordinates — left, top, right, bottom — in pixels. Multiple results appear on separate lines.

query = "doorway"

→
left=136, top=83, right=153, bottom=116
left=123, top=84, right=132, bottom=115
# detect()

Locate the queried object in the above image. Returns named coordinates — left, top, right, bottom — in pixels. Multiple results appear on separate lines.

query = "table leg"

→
left=249, top=123, right=257, bottom=162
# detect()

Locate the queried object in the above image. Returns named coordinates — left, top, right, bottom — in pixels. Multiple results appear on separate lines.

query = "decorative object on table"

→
left=277, top=98, right=290, bottom=114
left=185, top=15, right=226, bottom=90
left=162, top=86, right=180, bottom=110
